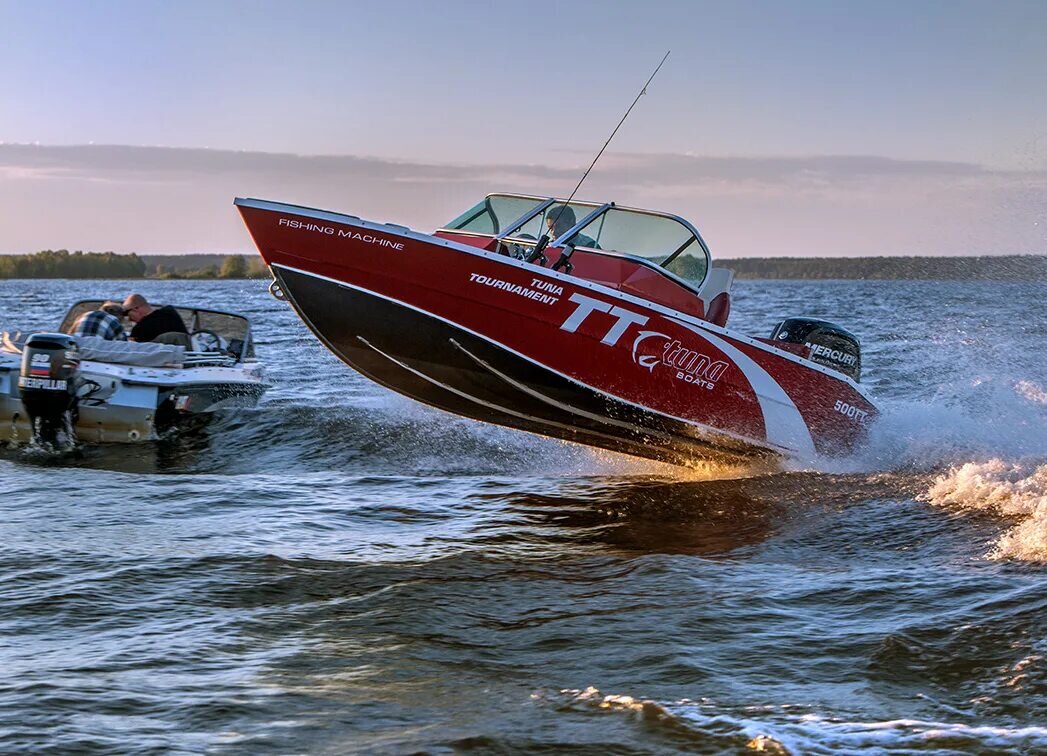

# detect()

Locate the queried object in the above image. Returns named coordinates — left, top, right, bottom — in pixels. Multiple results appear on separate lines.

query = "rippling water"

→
left=1, top=278, right=1045, bottom=754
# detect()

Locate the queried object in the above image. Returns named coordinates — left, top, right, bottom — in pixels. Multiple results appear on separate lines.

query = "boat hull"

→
left=238, top=199, right=877, bottom=464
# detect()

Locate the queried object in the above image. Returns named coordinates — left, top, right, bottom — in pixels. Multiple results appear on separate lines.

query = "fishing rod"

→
left=528, top=50, right=671, bottom=266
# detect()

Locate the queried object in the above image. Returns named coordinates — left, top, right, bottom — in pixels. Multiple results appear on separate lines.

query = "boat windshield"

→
left=502, top=201, right=601, bottom=242
left=566, top=207, right=708, bottom=283
left=443, top=194, right=710, bottom=285
left=58, top=301, right=256, bottom=359
left=444, top=195, right=548, bottom=235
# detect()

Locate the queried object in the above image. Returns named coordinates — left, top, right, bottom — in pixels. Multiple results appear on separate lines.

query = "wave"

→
left=807, top=374, right=1047, bottom=562
left=922, top=459, right=1047, bottom=562
left=164, top=398, right=680, bottom=477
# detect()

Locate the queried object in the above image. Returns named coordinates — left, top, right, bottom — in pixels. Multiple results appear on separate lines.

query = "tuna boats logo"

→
left=557, top=292, right=729, bottom=390
left=631, top=331, right=729, bottom=390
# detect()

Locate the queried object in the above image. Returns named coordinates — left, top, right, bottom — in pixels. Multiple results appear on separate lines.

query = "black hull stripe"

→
left=355, top=336, right=685, bottom=463
left=272, top=265, right=776, bottom=464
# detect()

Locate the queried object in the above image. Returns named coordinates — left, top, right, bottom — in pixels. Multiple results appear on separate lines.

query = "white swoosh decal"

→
left=673, top=319, right=816, bottom=455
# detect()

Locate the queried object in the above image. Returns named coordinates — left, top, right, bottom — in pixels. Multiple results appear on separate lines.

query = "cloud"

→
left=586, top=152, right=1008, bottom=184
left=0, top=144, right=1043, bottom=256
left=1, top=143, right=1032, bottom=185
left=0, top=143, right=576, bottom=184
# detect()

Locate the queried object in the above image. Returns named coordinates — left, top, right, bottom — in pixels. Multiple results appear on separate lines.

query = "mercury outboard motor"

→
left=18, top=333, right=81, bottom=448
left=769, top=317, right=862, bottom=381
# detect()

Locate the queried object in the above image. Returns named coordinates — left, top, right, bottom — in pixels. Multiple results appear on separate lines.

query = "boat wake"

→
left=236, top=373, right=1047, bottom=563
left=169, top=398, right=675, bottom=477
left=801, top=376, right=1046, bottom=473
left=554, top=687, right=1047, bottom=754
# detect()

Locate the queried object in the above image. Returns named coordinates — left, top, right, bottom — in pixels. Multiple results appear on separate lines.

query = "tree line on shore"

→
left=1, top=249, right=1044, bottom=281
left=0, top=250, right=269, bottom=279
left=661, top=253, right=1046, bottom=281
left=716, top=255, right=1047, bottom=281
left=0, top=250, right=148, bottom=279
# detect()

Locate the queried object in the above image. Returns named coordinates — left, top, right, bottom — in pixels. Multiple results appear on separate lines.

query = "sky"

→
left=1, top=0, right=1045, bottom=257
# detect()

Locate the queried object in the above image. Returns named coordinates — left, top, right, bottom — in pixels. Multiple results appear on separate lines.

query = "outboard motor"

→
left=18, top=333, right=81, bottom=448
left=769, top=317, right=861, bottom=381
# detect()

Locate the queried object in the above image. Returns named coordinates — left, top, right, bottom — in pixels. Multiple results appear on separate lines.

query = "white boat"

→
left=0, top=300, right=268, bottom=447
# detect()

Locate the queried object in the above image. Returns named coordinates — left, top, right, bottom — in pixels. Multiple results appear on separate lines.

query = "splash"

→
left=797, top=377, right=1047, bottom=476
left=921, top=459, right=1047, bottom=562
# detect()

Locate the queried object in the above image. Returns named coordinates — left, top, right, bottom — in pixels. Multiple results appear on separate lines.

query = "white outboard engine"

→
left=18, top=333, right=81, bottom=448
left=769, top=317, right=862, bottom=381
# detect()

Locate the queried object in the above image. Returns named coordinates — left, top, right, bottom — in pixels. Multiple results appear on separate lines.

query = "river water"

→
left=1, top=278, right=1045, bottom=754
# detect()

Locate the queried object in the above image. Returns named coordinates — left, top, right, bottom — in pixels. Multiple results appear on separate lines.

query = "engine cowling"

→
left=770, top=317, right=862, bottom=381
left=18, top=333, right=81, bottom=448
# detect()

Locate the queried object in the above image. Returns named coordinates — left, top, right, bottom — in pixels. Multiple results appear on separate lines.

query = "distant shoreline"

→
left=718, top=254, right=1046, bottom=281
left=1, top=251, right=1044, bottom=281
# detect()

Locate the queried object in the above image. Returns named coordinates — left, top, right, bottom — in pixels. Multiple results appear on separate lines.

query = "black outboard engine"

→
left=769, top=317, right=862, bottom=381
left=18, top=333, right=81, bottom=448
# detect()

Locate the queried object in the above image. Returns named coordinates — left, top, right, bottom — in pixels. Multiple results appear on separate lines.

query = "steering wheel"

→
left=500, top=233, right=537, bottom=259
left=191, top=329, right=222, bottom=352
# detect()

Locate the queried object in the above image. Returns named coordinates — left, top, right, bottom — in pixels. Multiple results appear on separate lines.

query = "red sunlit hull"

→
left=236, top=199, right=877, bottom=465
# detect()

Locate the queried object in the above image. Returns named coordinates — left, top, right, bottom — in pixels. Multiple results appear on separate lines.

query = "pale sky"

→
left=1, top=0, right=1045, bottom=257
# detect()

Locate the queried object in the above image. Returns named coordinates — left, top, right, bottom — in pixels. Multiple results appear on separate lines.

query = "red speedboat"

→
left=236, top=193, right=876, bottom=465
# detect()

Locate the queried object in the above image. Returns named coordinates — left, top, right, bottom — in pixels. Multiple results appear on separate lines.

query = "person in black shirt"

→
left=122, top=294, right=189, bottom=343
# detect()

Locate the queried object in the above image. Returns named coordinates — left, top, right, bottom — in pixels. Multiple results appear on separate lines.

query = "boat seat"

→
left=699, top=267, right=735, bottom=327
left=706, top=292, right=731, bottom=327
left=153, top=331, right=192, bottom=348
left=76, top=336, right=185, bottom=367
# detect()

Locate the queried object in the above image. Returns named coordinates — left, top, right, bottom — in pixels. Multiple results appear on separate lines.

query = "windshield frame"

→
left=442, top=193, right=553, bottom=238
left=550, top=202, right=612, bottom=247
left=439, top=193, right=712, bottom=288
left=494, top=198, right=556, bottom=241
left=58, top=300, right=256, bottom=361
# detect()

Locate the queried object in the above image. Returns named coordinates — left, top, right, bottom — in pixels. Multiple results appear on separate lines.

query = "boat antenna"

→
left=529, top=50, right=670, bottom=264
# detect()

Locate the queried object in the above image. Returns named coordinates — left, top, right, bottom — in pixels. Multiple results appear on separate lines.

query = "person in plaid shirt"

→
left=71, top=301, right=128, bottom=341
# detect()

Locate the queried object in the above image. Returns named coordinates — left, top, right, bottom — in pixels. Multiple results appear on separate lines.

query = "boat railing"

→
left=182, top=352, right=238, bottom=367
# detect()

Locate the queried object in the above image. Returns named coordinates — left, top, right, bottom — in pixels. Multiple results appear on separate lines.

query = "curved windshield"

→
left=569, top=208, right=708, bottom=283
left=444, top=195, right=546, bottom=235
left=506, top=201, right=600, bottom=242
left=59, top=301, right=254, bottom=358
left=663, top=246, right=707, bottom=282
left=443, top=195, right=711, bottom=286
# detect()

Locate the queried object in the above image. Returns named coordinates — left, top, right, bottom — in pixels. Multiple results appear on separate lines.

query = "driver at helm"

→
left=545, top=205, right=599, bottom=249
left=122, top=293, right=189, bottom=343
